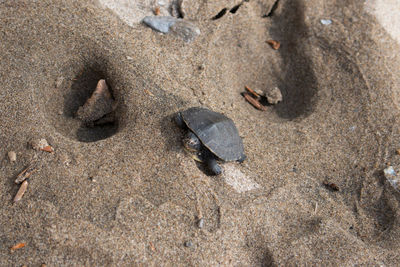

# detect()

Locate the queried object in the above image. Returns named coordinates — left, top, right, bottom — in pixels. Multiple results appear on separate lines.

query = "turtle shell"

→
left=181, top=107, right=245, bottom=161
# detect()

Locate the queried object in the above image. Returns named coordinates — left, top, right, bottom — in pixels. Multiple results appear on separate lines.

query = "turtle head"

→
left=183, top=131, right=202, bottom=152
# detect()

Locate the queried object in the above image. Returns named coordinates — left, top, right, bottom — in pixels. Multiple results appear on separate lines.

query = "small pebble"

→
left=8, top=151, right=17, bottom=162
left=197, top=218, right=204, bottom=228
left=254, top=89, right=264, bottom=96
left=184, top=241, right=193, bottom=247
left=59, top=153, right=71, bottom=166
left=384, top=166, right=399, bottom=191
left=265, top=87, right=283, bottom=104
left=320, top=19, right=332, bottom=25
left=143, top=16, right=177, bottom=33
left=55, top=77, right=64, bottom=88
left=384, top=166, right=396, bottom=178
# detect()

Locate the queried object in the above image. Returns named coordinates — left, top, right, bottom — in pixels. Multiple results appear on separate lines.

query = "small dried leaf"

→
left=10, top=242, right=26, bottom=252
left=40, top=145, right=54, bottom=153
left=154, top=6, right=160, bottom=15
left=14, top=180, right=28, bottom=202
left=266, top=40, right=280, bottom=50
left=144, top=89, right=154, bottom=97
left=323, top=181, right=339, bottom=191
left=243, top=92, right=267, bottom=111
left=149, top=242, right=156, bottom=251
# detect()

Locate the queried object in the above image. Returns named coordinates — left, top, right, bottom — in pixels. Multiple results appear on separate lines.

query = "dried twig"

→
left=266, top=40, right=280, bottom=50
left=245, top=85, right=261, bottom=98
left=15, top=162, right=37, bottom=184
left=149, top=242, right=156, bottom=252
left=144, top=89, right=154, bottom=97
left=10, top=242, right=26, bottom=252
left=243, top=92, right=267, bottom=111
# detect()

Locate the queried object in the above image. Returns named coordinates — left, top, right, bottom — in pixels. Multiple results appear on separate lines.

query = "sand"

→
left=1, top=0, right=400, bottom=265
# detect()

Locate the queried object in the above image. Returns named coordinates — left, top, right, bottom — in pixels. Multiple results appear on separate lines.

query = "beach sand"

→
left=1, top=0, right=400, bottom=265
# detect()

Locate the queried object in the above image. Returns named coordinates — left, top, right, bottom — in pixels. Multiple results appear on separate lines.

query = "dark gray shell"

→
left=181, top=107, right=245, bottom=161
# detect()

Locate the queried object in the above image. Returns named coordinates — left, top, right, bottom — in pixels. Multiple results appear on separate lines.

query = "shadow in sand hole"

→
left=63, top=65, right=119, bottom=142
left=268, top=0, right=318, bottom=119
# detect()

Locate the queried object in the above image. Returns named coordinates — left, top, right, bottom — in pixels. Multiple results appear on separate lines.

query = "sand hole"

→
left=66, top=68, right=119, bottom=142
left=211, top=8, right=228, bottom=20
left=48, top=60, right=123, bottom=142
left=230, top=4, right=242, bottom=14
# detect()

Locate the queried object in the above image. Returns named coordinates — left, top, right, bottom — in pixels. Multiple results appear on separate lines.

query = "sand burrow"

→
left=49, top=58, right=123, bottom=142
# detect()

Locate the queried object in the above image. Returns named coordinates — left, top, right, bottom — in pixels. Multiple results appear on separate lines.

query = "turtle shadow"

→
left=268, top=0, right=318, bottom=119
left=195, top=161, right=218, bottom=176
left=160, top=113, right=183, bottom=153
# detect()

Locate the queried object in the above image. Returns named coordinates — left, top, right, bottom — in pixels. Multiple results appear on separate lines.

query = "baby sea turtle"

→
left=175, top=107, right=246, bottom=175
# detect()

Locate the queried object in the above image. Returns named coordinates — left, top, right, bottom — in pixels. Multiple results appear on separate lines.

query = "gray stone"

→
left=265, top=87, right=283, bottom=104
left=170, top=20, right=200, bottom=42
left=197, top=218, right=204, bottom=228
left=184, top=240, right=193, bottom=247
left=143, top=16, right=200, bottom=42
left=143, top=16, right=177, bottom=33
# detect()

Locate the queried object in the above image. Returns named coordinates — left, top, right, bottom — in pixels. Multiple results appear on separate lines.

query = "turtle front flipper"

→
left=237, top=154, right=247, bottom=163
left=175, top=112, right=186, bottom=128
left=206, top=155, right=222, bottom=175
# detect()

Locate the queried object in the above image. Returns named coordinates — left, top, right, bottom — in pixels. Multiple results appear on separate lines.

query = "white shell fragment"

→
left=143, top=16, right=200, bottom=42
left=384, top=166, right=400, bottom=192
left=31, top=138, right=49, bottom=151
left=320, top=19, right=332, bottom=25
left=8, top=151, right=17, bottom=162
left=14, top=180, right=28, bottom=202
